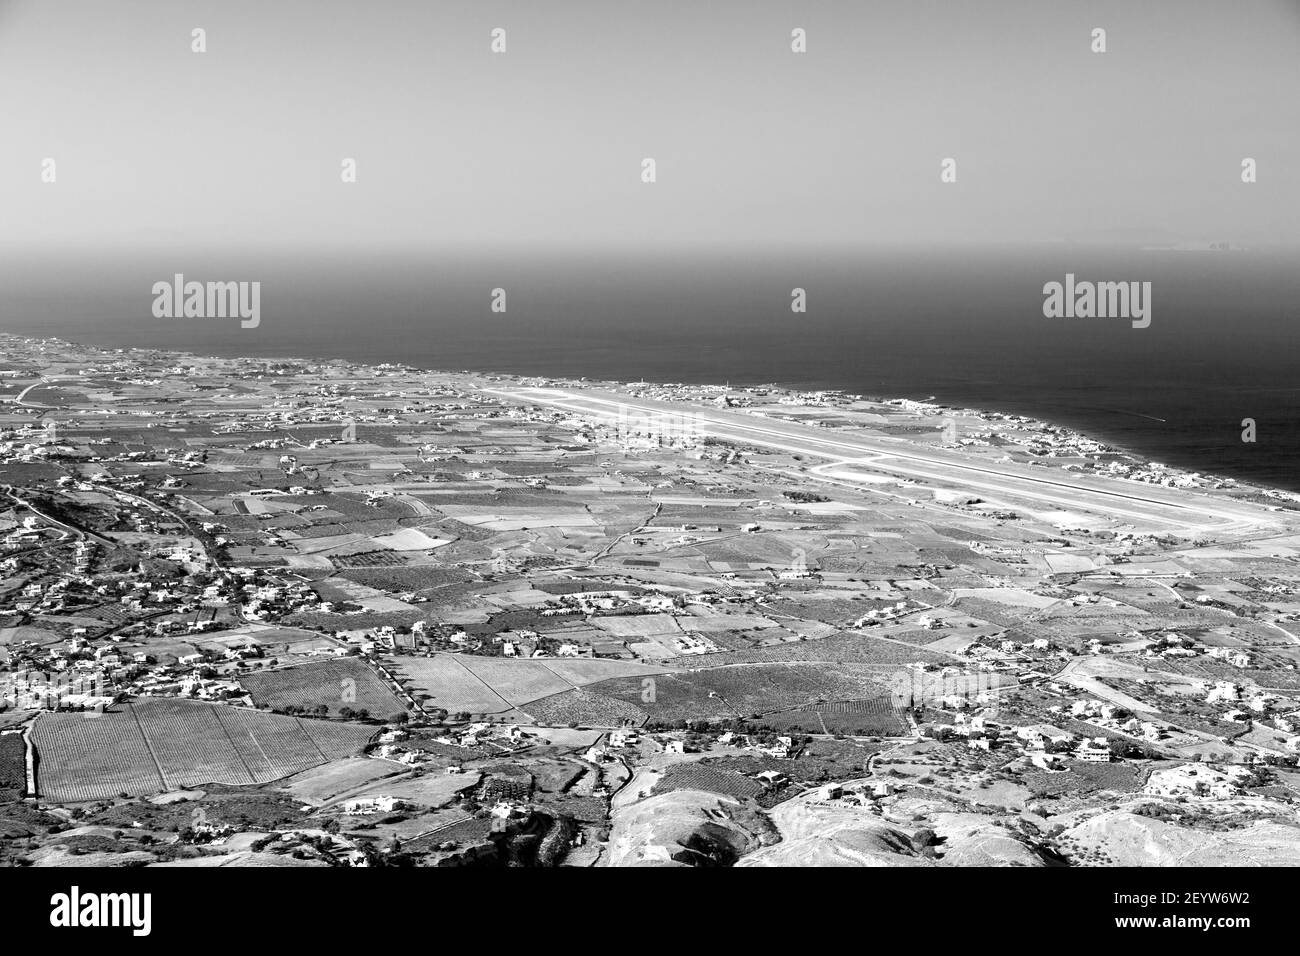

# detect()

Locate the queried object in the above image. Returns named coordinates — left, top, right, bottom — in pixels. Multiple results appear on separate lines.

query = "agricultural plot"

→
left=400, top=654, right=674, bottom=717
left=454, top=657, right=572, bottom=707
left=330, top=551, right=408, bottom=570
left=436, top=506, right=599, bottom=531
left=652, top=763, right=767, bottom=801
left=760, top=696, right=906, bottom=736
left=277, top=757, right=407, bottom=805
left=538, top=658, right=672, bottom=685
left=0, top=734, right=26, bottom=800
left=400, top=656, right=515, bottom=714
left=479, top=768, right=534, bottom=803
left=409, top=814, right=492, bottom=848
left=523, top=688, right=649, bottom=727
left=0, top=627, right=64, bottom=646
left=370, top=528, right=449, bottom=551
left=32, top=701, right=376, bottom=802
left=31, top=710, right=165, bottom=803
left=590, top=614, right=682, bottom=640
left=679, top=609, right=784, bottom=632
left=138, top=700, right=257, bottom=789
left=338, top=566, right=473, bottom=591
left=591, top=663, right=894, bottom=724
left=345, top=771, right=481, bottom=808
left=238, top=657, right=404, bottom=717
left=593, top=673, right=734, bottom=722
left=689, top=631, right=950, bottom=668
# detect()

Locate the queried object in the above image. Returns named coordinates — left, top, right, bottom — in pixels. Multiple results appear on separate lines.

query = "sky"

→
left=0, top=0, right=1296, bottom=249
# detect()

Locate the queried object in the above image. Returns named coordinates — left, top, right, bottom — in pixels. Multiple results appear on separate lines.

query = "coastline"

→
left=6, top=331, right=1297, bottom=510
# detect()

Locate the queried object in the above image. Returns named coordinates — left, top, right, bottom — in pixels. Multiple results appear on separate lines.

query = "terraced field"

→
left=31, top=700, right=376, bottom=803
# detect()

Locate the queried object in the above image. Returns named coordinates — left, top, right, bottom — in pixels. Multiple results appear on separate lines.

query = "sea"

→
left=1, top=242, right=1298, bottom=491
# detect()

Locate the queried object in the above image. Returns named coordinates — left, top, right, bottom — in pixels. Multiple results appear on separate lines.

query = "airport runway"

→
left=485, top=386, right=1283, bottom=536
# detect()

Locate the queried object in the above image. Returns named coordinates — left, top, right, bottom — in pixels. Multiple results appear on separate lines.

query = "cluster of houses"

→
left=917, top=704, right=1130, bottom=767
left=584, top=725, right=641, bottom=764
left=431, top=722, right=527, bottom=751
left=1092, top=459, right=1227, bottom=490
left=672, top=633, right=720, bottom=655
left=0, top=665, right=115, bottom=712
left=1145, top=632, right=1251, bottom=668
left=813, top=780, right=896, bottom=806
left=851, top=600, right=923, bottom=629
left=342, top=795, right=410, bottom=815
left=2, top=516, right=63, bottom=552
left=541, top=589, right=680, bottom=618
left=716, top=731, right=795, bottom=759
left=1062, top=699, right=1163, bottom=743
left=1200, top=680, right=1300, bottom=746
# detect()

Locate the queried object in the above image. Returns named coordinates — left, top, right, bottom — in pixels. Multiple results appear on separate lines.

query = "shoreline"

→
left=4, top=331, right=1296, bottom=510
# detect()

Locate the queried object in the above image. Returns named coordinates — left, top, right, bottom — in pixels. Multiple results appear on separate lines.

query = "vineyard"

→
left=524, top=688, right=649, bottom=727
left=651, top=763, right=768, bottom=802
left=760, top=695, right=906, bottom=736
left=30, top=710, right=165, bottom=802
left=0, top=733, right=26, bottom=800
left=32, top=700, right=377, bottom=803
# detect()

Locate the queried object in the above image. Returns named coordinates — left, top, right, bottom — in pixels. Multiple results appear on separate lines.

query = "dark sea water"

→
left=2, top=243, right=1298, bottom=491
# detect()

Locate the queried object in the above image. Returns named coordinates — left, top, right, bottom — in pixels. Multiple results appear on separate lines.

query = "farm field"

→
left=0, top=626, right=62, bottom=646
left=342, top=770, right=482, bottom=808
left=398, top=656, right=516, bottom=714
left=454, top=656, right=573, bottom=706
left=689, top=631, right=952, bottom=669
left=398, top=654, right=675, bottom=717
left=238, top=657, right=405, bottom=717
left=0, top=733, right=26, bottom=799
left=277, top=757, right=407, bottom=805
left=522, top=688, right=650, bottom=727
left=32, top=700, right=376, bottom=802
left=537, top=658, right=674, bottom=685
left=651, top=763, right=768, bottom=802
left=31, top=710, right=165, bottom=802
left=759, top=696, right=907, bottom=735
left=590, top=663, right=895, bottom=723
left=589, top=614, right=683, bottom=639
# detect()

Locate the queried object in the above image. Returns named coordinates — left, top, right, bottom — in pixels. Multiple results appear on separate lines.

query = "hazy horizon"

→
left=2, top=0, right=1296, bottom=250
